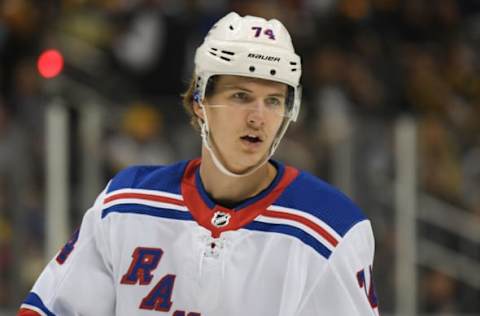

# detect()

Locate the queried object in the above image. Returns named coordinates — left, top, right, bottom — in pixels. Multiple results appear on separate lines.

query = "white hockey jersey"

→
left=19, top=159, right=380, bottom=316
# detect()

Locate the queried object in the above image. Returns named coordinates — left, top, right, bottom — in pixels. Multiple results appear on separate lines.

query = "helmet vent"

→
left=290, top=61, right=299, bottom=72
left=208, top=47, right=234, bottom=62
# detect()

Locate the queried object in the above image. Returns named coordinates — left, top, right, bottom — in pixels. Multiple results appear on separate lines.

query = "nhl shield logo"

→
left=211, top=211, right=231, bottom=228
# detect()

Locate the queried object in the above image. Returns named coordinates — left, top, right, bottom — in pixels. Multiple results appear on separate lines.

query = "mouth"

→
left=240, top=134, right=263, bottom=144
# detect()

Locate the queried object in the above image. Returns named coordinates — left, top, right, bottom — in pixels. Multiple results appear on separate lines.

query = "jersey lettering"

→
left=357, top=265, right=379, bottom=308
left=56, top=227, right=80, bottom=265
left=121, top=247, right=164, bottom=285
left=139, top=274, right=176, bottom=311
left=121, top=247, right=202, bottom=314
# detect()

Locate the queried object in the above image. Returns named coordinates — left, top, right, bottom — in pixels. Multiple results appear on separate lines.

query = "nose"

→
left=246, top=100, right=265, bottom=128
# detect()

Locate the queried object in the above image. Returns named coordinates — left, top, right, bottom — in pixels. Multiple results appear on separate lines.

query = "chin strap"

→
left=197, top=101, right=292, bottom=178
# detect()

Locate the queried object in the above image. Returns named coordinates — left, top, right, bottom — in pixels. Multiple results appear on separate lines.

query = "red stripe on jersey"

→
left=263, top=210, right=338, bottom=246
left=17, top=309, right=42, bottom=316
left=104, top=192, right=184, bottom=207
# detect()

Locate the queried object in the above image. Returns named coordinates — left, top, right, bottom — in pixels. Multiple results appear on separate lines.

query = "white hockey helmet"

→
left=194, top=12, right=302, bottom=121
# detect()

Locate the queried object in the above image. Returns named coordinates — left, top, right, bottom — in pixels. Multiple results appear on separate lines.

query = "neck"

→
left=199, top=147, right=277, bottom=207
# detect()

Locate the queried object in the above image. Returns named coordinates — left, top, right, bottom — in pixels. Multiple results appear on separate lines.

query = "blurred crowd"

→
left=1, top=0, right=480, bottom=314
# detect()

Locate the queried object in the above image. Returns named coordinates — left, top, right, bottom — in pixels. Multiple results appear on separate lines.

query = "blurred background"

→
left=1, top=0, right=480, bottom=315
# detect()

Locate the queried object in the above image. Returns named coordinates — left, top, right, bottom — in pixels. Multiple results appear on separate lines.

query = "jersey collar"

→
left=181, top=158, right=299, bottom=237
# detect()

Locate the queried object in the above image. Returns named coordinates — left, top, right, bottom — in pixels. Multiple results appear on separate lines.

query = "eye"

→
left=265, top=96, right=284, bottom=107
left=230, top=92, right=251, bottom=102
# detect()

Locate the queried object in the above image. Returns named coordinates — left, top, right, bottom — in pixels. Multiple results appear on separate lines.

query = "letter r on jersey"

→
left=121, top=247, right=164, bottom=285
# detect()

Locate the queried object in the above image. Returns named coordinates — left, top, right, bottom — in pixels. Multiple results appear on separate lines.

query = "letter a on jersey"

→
left=140, top=274, right=176, bottom=311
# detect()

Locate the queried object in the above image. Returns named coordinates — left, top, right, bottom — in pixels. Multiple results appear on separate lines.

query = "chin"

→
left=229, top=153, right=268, bottom=173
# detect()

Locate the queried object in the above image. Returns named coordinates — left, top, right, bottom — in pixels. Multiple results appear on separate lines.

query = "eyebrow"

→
left=219, top=84, right=287, bottom=97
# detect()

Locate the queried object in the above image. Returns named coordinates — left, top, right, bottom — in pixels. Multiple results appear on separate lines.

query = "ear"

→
left=192, top=91, right=205, bottom=120
left=193, top=101, right=205, bottom=121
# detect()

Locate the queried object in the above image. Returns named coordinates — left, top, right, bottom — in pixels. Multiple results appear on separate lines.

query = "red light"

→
left=37, top=49, right=64, bottom=79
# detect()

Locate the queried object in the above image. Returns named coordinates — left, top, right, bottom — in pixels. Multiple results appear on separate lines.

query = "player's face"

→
left=198, top=75, right=287, bottom=173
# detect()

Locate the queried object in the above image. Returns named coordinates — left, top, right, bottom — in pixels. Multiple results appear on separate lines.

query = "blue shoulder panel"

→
left=275, top=170, right=367, bottom=237
left=23, top=292, right=56, bottom=316
left=107, top=160, right=189, bottom=194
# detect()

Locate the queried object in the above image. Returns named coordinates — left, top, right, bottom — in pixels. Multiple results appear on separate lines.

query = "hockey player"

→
left=18, top=12, right=379, bottom=315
